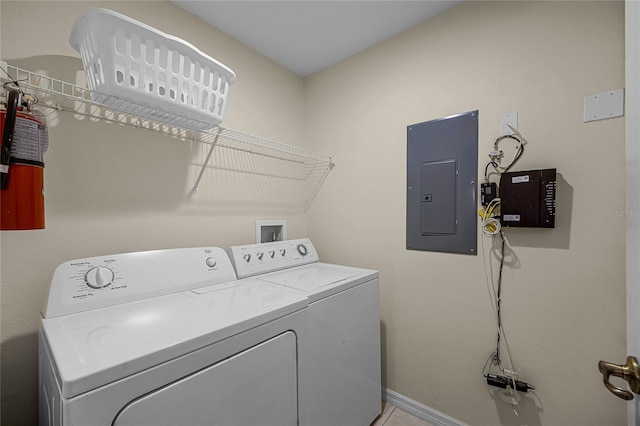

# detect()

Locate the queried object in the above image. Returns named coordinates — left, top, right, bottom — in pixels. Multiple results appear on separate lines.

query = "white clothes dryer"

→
left=39, top=247, right=308, bottom=426
left=228, top=238, right=381, bottom=426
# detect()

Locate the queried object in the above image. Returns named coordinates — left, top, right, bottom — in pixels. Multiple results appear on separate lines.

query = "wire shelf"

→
left=0, top=63, right=335, bottom=197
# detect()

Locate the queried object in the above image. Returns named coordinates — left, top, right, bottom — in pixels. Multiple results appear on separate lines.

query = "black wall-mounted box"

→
left=499, top=168, right=556, bottom=228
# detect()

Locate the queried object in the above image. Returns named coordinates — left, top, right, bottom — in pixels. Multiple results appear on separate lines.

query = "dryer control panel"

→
left=43, top=247, right=237, bottom=318
left=229, top=238, right=318, bottom=278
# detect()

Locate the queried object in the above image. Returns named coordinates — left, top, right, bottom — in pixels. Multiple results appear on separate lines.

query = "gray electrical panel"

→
left=407, top=111, right=478, bottom=255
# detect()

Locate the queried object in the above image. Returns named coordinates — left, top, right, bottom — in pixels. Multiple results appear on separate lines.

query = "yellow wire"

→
left=479, top=200, right=500, bottom=234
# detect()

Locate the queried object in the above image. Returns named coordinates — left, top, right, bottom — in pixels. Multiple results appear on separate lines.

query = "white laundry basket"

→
left=69, top=8, right=237, bottom=131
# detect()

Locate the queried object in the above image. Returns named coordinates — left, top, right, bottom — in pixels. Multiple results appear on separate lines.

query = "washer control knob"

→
left=257, top=252, right=264, bottom=261
left=297, top=243, right=308, bottom=256
left=206, top=257, right=217, bottom=268
left=243, top=254, right=252, bottom=263
left=268, top=250, right=275, bottom=258
left=85, top=266, right=114, bottom=289
left=280, top=249, right=286, bottom=257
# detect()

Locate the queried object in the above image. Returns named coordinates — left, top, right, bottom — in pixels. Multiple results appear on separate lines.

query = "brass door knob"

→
left=598, top=356, right=640, bottom=401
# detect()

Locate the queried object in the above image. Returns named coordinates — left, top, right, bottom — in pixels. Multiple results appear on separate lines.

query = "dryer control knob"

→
left=206, top=257, right=217, bottom=268
left=243, top=254, right=252, bottom=263
left=297, top=244, right=308, bottom=256
left=257, top=252, right=264, bottom=261
left=85, top=266, right=114, bottom=289
left=280, top=249, right=286, bottom=257
left=269, top=250, right=276, bottom=258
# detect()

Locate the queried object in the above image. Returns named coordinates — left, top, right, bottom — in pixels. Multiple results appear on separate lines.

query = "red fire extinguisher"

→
left=1, top=88, right=48, bottom=230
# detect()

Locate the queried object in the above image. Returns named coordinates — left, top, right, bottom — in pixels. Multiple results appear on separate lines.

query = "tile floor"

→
left=371, top=401, right=435, bottom=426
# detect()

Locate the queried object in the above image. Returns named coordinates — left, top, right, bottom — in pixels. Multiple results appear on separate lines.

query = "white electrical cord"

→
left=481, top=237, right=517, bottom=373
left=491, top=132, right=525, bottom=174
left=482, top=218, right=501, bottom=237
left=480, top=125, right=531, bottom=416
left=481, top=232, right=521, bottom=414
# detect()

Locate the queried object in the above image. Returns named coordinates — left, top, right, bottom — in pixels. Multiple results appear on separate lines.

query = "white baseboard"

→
left=382, top=388, right=466, bottom=426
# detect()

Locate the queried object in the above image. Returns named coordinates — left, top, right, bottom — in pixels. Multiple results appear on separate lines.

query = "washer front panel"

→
left=299, top=280, right=381, bottom=426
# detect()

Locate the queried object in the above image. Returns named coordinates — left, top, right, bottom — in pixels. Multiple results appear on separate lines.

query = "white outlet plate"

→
left=500, top=111, right=518, bottom=136
left=584, top=89, right=624, bottom=122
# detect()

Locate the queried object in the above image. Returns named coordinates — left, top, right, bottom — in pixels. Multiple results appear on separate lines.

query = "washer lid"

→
left=258, top=263, right=378, bottom=300
left=41, top=280, right=307, bottom=399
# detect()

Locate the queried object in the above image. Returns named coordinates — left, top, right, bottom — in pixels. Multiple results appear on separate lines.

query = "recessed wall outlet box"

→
left=256, top=220, right=287, bottom=243
left=584, top=89, right=624, bottom=122
left=500, top=111, right=518, bottom=136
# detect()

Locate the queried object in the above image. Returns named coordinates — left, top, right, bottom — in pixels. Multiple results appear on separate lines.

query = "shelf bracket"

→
left=192, top=126, right=223, bottom=194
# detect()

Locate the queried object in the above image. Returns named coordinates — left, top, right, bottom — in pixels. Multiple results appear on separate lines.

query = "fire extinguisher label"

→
left=11, top=115, right=45, bottom=165
left=32, top=110, right=49, bottom=152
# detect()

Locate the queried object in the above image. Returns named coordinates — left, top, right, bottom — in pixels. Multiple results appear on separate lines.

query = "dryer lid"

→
left=41, top=280, right=307, bottom=399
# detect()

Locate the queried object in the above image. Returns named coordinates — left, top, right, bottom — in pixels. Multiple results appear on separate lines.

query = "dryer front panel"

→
left=112, top=331, right=298, bottom=426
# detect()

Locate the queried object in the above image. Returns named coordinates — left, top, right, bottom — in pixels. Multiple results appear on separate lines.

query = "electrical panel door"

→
left=407, top=111, right=478, bottom=255
left=420, top=160, right=457, bottom=235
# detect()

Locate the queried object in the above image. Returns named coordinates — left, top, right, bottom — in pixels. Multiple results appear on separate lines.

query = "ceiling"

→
left=172, top=1, right=464, bottom=77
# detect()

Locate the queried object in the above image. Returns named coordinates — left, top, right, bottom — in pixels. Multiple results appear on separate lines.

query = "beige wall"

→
left=305, top=1, right=627, bottom=425
left=0, top=1, right=629, bottom=425
left=0, top=1, right=307, bottom=425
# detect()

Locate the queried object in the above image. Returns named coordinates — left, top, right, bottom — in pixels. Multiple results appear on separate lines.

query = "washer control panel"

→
left=44, top=247, right=237, bottom=318
left=228, top=238, right=318, bottom=278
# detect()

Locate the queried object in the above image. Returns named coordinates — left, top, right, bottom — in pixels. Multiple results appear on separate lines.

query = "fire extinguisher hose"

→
left=1, top=88, right=21, bottom=189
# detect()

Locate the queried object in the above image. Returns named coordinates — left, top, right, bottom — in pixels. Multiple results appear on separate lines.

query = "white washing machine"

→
left=228, top=238, right=381, bottom=426
left=39, top=247, right=308, bottom=426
